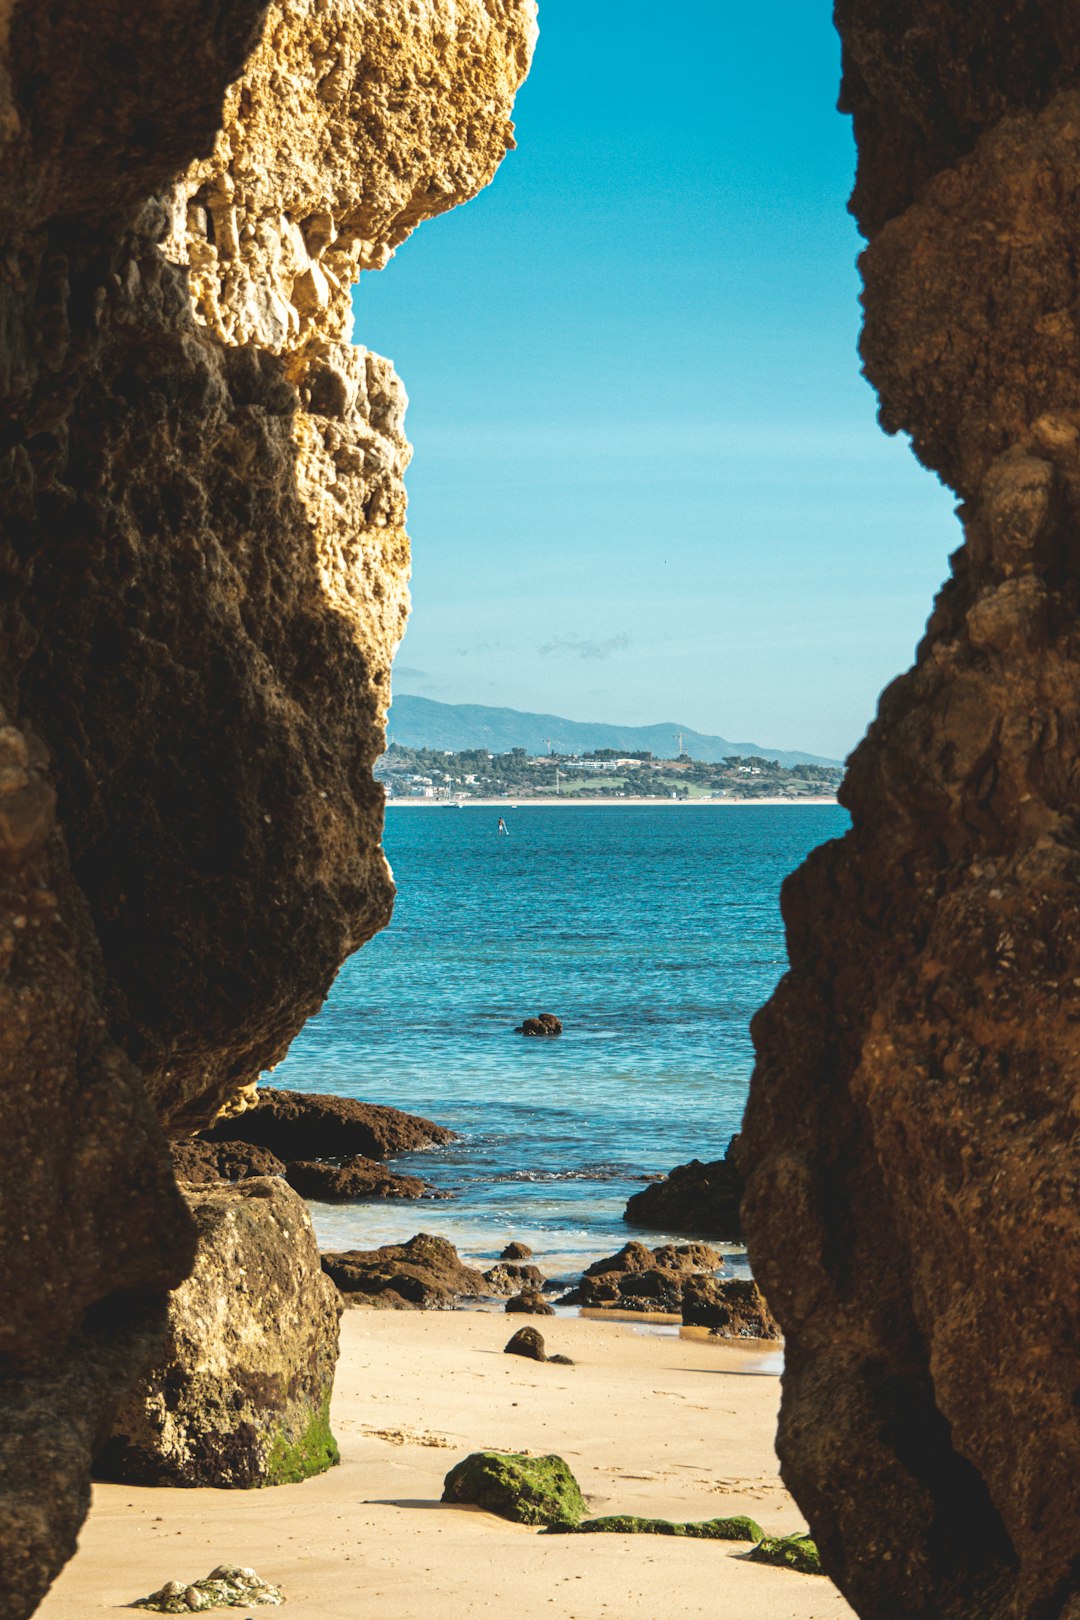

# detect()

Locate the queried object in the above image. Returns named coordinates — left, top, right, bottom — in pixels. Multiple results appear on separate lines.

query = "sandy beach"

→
left=41, top=1310, right=853, bottom=1620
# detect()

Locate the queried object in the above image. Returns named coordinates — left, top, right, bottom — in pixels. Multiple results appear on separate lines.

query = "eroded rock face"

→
left=742, top=10, right=1080, bottom=1619
left=98, top=1180, right=341, bottom=1488
left=0, top=2, right=535, bottom=1613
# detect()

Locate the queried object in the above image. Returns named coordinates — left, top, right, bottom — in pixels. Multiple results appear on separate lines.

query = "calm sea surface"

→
left=274, top=803, right=848, bottom=1283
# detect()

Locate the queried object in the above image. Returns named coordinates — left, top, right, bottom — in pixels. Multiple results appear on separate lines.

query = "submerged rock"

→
left=284, top=1157, right=442, bottom=1203
left=321, top=1233, right=488, bottom=1310
left=171, top=1140, right=286, bottom=1186
left=623, top=1141, right=743, bottom=1240
left=132, top=1566, right=284, bottom=1612
left=97, top=1180, right=341, bottom=1487
left=548, top=1514, right=764, bottom=1541
left=747, top=1535, right=823, bottom=1576
left=442, top=1451, right=585, bottom=1527
left=515, top=1013, right=562, bottom=1037
left=681, top=1277, right=781, bottom=1341
left=505, top=1290, right=555, bottom=1316
left=204, top=1088, right=455, bottom=1161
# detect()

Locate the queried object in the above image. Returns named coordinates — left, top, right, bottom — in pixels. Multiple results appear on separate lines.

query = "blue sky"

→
left=351, top=1, right=958, bottom=761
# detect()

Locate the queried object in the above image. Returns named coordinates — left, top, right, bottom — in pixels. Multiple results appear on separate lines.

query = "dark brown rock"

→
left=515, top=1013, right=562, bottom=1036
left=96, top=1180, right=341, bottom=1487
left=284, top=1156, right=442, bottom=1203
left=741, top=12, right=1080, bottom=1619
left=171, top=1140, right=286, bottom=1186
left=321, top=1234, right=488, bottom=1310
left=566, top=1240, right=723, bottom=1315
left=505, top=1291, right=556, bottom=1316
left=483, top=1262, right=546, bottom=1296
left=205, top=1087, right=455, bottom=1162
left=500, top=1241, right=533, bottom=1260
left=681, top=1278, right=781, bottom=1341
left=623, top=1142, right=743, bottom=1240
left=504, top=1326, right=547, bottom=1361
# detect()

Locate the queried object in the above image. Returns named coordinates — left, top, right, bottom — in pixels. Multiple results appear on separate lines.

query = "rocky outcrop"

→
left=0, top=2, right=534, bottom=1613
left=321, top=1233, right=489, bottom=1309
left=504, top=1289, right=555, bottom=1316
left=204, top=1086, right=455, bottom=1160
left=742, top=10, right=1080, bottom=1619
left=283, top=1156, right=442, bottom=1203
left=172, top=1140, right=286, bottom=1185
left=96, top=1179, right=341, bottom=1487
left=560, top=1241, right=722, bottom=1315
left=624, top=1141, right=743, bottom=1240
left=482, top=1261, right=546, bottom=1295
left=680, top=1278, right=780, bottom=1341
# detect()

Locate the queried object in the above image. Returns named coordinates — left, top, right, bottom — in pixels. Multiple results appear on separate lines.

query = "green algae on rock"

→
left=748, top=1534, right=823, bottom=1576
left=132, top=1565, right=283, bottom=1612
left=547, top=1514, right=765, bottom=1541
left=441, top=1452, right=586, bottom=1528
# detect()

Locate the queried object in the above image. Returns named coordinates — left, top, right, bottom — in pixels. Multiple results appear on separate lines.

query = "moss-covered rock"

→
left=547, top=1513, right=764, bottom=1541
left=748, top=1533, right=824, bottom=1575
left=264, top=1390, right=340, bottom=1485
left=442, top=1451, right=586, bottom=1527
left=132, top=1564, right=283, bottom=1611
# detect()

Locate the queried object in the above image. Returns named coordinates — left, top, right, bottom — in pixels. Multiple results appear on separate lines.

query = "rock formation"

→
left=203, top=1085, right=455, bottom=1159
left=0, top=2, right=535, bottom=1614
left=741, top=9, right=1080, bottom=1619
left=623, top=1141, right=743, bottom=1239
left=321, top=1232, right=490, bottom=1309
left=97, top=1179, right=341, bottom=1488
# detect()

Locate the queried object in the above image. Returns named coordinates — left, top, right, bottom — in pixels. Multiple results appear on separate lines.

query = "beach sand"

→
left=40, top=1310, right=853, bottom=1620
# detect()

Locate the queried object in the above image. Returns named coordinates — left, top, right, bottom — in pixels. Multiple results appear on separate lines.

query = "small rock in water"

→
left=501, top=1240, right=533, bottom=1260
left=504, top=1326, right=547, bottom=1360
left=132, top=1565, right=284, bottom=1612
left=514, top=1013, right=562, bottom=1037
left=505, top=1289, right=555, bottom=1316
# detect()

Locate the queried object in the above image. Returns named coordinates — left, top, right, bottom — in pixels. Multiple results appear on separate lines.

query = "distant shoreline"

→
left=386, top=795, right=839, bottom=809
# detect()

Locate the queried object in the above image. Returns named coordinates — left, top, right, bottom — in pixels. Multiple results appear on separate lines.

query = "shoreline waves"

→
left=386, top=795, right=839, bottom=808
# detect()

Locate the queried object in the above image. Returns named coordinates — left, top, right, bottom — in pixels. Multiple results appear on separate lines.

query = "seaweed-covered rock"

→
left=748, top=1535, right=823, bottom=1576
left=501, top=1241, right=533, bottom=1260
left=132, top=1566, right=284, bottom=1612
left=321, top=1233, right=488, bottom=1310
left=284, top=1156, right=440, bottom=1202
left=548, top=1514, right=764, bottom=1541
left=504, top=1327, right=548, bottom=1361
left=171, top=1140, right=286, bottom=1186
left=442, top=1451, right=585, bottom=1527
left=204, top=1088, right=455, bottom=1161
left=483, top=1262, right=545, bottom=1296
left=681, top=1277, right=781, bottom=1341
left=97, top=1180, right=341, bottom=1487
left=505, top=1290, right=555, bottom=1316
left=624, top=1142, right=743, bottom=1240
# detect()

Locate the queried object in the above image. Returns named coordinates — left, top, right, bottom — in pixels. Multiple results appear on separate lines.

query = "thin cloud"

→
left=538, top=633, right=631, bottom=661
left=393, top=665, right=431, bottom=683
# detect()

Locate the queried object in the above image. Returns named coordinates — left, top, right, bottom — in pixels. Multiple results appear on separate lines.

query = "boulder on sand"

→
left=623, top=1138, right=743, bottom=1240
left=321, top=1233, right=487, bottom=1310
left=681, top=1276, right=781, bottom=1340
left=96, top=1179, right=341, bottom=1487
left=202, top=1087, right=455, bottom=1161
left=514, top=1013, right=562, bottom=1037
left=284, top=1156, right=444, bottom=1203
left=442, top=1451, right=585, bottom=1527
left=504, top=1326, right=548, bottom=1361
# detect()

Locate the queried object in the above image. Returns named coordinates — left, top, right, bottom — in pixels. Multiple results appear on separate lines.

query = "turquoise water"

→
left=274, top=803, right=847, bottom=1280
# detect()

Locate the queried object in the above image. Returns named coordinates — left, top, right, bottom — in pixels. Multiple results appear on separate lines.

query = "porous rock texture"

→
left=0, top=2, right=535, bottom=1615
left=97, top=1179, right=341, bottom=1488
left=742, top=9, right=1080, bottom=1620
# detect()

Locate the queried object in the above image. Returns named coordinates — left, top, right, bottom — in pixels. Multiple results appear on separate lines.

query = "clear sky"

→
left=350, top=1, right=958, bottom=762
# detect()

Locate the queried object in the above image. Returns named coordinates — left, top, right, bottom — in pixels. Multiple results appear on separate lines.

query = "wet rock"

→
left=96, top=1180, right=341, bottom=1488
left=680, top=1277, right=781, bottom=1341
left=132, top=1565, right=284, bottom=1612
left=515, top=1013, right=562, bottom=1037
left=500, top=1241, right=533, bottom=1260
left=504, top=1326, right=547, bottom=1361
left=204, top=1087, right=455, bottom=1161
left=171, top=1140, right=286, bottom=1186
left=442, top=1451, right=585, bottom=1528
left=321, top=1233, right=487, bottom=1310
left=747, top=1535, right=823, bottom=1577
left=483, top=1262, right=545, bottom=1296
left=505, top=1290, right=556, bottom=1316
left=585, top=1241, right=720, bottom=1277
left=284, top=1156, right=443, bottom=1203
left=548, top=1513, right=764, bottom=1541
left=563, top=1240, right=722, bottom=1314
left=623, top=1141, right=743, bottom=1240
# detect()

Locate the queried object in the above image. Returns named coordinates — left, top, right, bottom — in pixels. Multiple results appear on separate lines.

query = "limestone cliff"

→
left=0, top=3, right=534, bottom=1616
left=742, top=7, right=1080, bottom=1619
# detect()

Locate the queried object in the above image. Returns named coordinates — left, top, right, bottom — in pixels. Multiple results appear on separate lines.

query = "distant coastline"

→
left=386, top=795, right=839, bottom=808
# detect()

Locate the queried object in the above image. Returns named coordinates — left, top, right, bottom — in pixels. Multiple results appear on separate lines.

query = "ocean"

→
left=274, top=802, right=848, bottom=1286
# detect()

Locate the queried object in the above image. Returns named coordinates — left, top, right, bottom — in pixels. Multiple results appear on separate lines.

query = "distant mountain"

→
left=386, top=695, right=840, bottom=769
